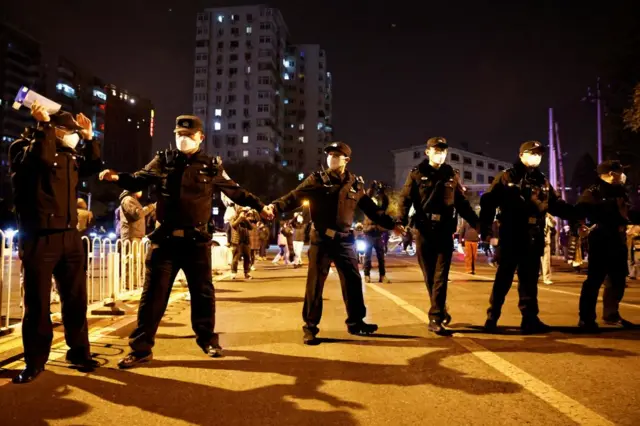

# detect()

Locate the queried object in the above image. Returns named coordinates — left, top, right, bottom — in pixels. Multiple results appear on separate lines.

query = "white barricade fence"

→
left=0, top=232, right=226, bottom=330
left=0, top=230, right=17, bottom=332
left=211, top=245, right=231, bottom=273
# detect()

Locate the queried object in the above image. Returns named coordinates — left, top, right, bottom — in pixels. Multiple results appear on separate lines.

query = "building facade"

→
left=193, top=5, right=288, bottom=163
left=0, top=23, right=44, bottom=202
left=282, top=44, right=333, bottom=176
left=102, top=84, right=154, bottom=174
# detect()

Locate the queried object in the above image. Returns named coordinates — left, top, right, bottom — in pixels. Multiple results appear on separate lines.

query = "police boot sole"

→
left=303, top=336, right=320, bottom=346
left=208, top=347, right=224, bottom=358
left=117, top=353, right=153, bottom=369
left=348, top=325, right=378, bottom=336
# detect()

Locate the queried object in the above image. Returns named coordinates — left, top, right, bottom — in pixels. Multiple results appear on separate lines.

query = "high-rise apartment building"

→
left=0, top=23, right=44, bottom=201
left=281, top=44, right=333, bottom=176
left=193, top=5, right=288, bottom=163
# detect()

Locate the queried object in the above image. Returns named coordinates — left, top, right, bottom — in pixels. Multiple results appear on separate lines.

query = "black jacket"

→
left=272, top=170, right=396, bottom=233
left=398, top=160, right=478, bottom=232
left=577, top=181, right=640, bottom=241
left=363, top=191, right=390, bottom=235
left=480, top=160, right=574, bottom=249
left=116, top=149, right=264, bottom=240
left=9, top=126, right=102, bottom=233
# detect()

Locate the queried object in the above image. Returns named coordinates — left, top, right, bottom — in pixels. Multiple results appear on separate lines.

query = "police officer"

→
left=363, top=181, right=391, bottom=283
left=576, top=160, right=640, bottom=332
left=480, top=141, right=575, bottom=334
left=9, top=103, right=102, bottom=384
left=100, top=115, right=273, bottom=368
left=398, top=137, right=479, bottom=336
left=268, top=142, right=403, bottom=345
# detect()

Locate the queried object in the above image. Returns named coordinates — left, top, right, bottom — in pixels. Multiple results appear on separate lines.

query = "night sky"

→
left=3, top=0, right=639, bottom=184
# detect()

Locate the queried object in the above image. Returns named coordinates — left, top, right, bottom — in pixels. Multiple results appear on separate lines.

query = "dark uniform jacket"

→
left=9, top=126, right=102, bottom=233
left=398, top=160, right=478, bottom=233
left=116, top=149, right=264, bottom=242
left=272, top=170, right=396, bottom=234
left=480, top=160, right=574, bottom=252
left=363, top=191, right=390, bottom=235
left=577, top=181, right=640, bottom=244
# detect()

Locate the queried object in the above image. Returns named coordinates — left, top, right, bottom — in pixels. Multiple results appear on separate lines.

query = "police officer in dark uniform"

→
left=480, top=141, right=575, bottom=334
left=398, top=137, right=479, bottom=336
left=10, top=103, right=102, bottom=384
left=268, top=142, right=403, bottom=345
left=100, top=115, right=272, bottom=368
left=576, top=160, right=640, bottom=332
left=363, top=181, right=391, bottom=283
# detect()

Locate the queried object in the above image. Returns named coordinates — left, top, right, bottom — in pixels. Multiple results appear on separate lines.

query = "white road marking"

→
left=366, top=282, right=615, bottom=426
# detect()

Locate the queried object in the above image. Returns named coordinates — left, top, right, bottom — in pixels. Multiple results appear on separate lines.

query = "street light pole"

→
left=582, top=78, right=604, bottom=164
left=596, top=77, right=603, bottom=164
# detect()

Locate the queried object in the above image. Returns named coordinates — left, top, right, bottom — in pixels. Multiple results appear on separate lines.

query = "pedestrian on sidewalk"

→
left=10, top=104, right=102, bottom=383
left=100, top=115, right=273, bottom=368
left=292, top=212, right=307, bottom=268
left=247, top=210, right=261, bottom=271
left=363, top=180, right=391, bottom=283
left=459, top=220, right=479, bottom=274
left=272, top=221, right=292, bottom=264
left=258, top=221, right=270, bottom=260
left=230, top=207, right=254, bottom=279
left=268, top=142, right=404, bottom=345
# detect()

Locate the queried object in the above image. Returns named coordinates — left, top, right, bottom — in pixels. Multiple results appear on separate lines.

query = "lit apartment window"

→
left=214, top=122, right=221, bottom=131
left=246, top=26, right=252, bottom=34
left=243, top=150, right=249, bottom=158
left=217, top=15, right=224, bottom=23
left=298, top=136, right=304, bottom=142
left=215, top=109, right=222, bottom=117
left=242, top=136, right=249, bottom=144
left=298, top=124, right=304, bottom=130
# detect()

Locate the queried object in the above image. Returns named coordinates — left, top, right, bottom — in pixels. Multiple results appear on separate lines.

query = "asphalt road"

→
left=0, top=252, right=639, bottom=425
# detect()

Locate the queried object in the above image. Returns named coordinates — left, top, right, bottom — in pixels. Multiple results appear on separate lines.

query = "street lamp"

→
left=302, top=200, right=309, bottom=207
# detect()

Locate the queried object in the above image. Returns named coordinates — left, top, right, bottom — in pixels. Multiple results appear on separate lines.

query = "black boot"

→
left=66, top=352, right=100, bottom=371
left=428, top=320, right=451, bottom=336
left=484, top=318, right=499, bottom=333
left=603, top=315, right=636, bottom=329
left=521, top=317, right=551, bottom=335
left=347, top=321, right=378, bottom=336
left=117, top=351, right=153, bottom=369
left=12, top=365, right=45, bottom=384
left=578, top=319, right=600, bottom=333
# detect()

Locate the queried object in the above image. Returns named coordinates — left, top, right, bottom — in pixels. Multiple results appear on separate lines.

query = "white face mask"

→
left=601, top=172, right=627, bottom=185
left=520, top=152, right=542, bottom=168
left=176, top=135, right=201, bottom=154
left=428, top=148, right=447, bottom=166
left=62, top=133, right=80, bottom=150
left=327, top=154, right=346, bottom=171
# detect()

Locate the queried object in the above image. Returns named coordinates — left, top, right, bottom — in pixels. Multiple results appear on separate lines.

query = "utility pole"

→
left=554, top=122, right=567, bottom=200
left=582, top=77, right=604, bottom=164
left=548, top=108, right=557, bottom=188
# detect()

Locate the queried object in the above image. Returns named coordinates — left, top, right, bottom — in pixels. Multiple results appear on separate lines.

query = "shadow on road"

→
left=216, top=295, right=306, bottom=304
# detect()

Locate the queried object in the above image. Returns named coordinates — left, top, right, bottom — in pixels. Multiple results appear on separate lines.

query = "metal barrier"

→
left=212, top=245, right=232, bottom=273
left=1, top=234, right=230, bottom=333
